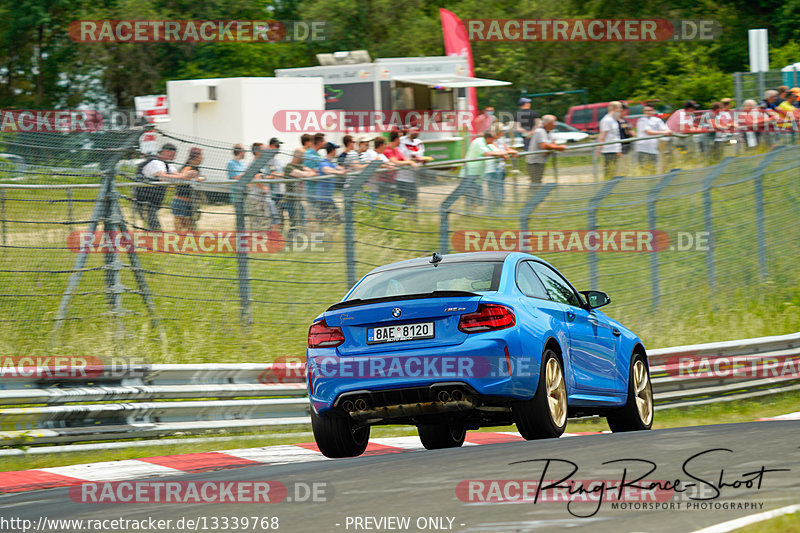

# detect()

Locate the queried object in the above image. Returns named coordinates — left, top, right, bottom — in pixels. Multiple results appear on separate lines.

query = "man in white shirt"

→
left=137, top=143, right=196, bottom=231
left=634, top=106, right=671, bottom=172
left=399, top=127, right=426, bottom=162
left=596, top=101, right=623, bottom=180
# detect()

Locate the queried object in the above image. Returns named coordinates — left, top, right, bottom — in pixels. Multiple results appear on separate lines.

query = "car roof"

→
left=367, top=252, right=515, bottom=274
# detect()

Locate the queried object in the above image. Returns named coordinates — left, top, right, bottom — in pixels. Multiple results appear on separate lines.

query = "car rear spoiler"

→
left=326, top=290, right=481, bottom=312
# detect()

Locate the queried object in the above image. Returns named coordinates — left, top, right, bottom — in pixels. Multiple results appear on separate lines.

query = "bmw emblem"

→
left=392, top=308, right=402, bottom=318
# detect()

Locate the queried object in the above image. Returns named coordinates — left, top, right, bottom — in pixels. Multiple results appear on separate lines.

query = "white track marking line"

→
left=368, top=437, right=426, bottom=450
left=758, top=411, right=800, bottom=421
left=221, top=445, right=328, bottom=464
left=690, top=503, right=800, bottom=533
left=38, top=460, right=184, bottom=482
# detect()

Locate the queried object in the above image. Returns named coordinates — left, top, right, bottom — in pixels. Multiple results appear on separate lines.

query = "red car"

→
left=566, top=100, right=671, bottom=133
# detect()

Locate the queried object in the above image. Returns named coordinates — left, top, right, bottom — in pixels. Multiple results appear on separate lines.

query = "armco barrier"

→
left=1, top=333, right=798, bottom=450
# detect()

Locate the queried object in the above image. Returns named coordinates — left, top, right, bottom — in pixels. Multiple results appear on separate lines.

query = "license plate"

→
left=367, top=322, right=434, bottom=344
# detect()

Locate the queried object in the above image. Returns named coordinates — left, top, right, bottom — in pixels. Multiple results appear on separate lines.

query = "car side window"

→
left=516, top=262, right=549, bottom=299
left=530, top=262, right=582, bottom=307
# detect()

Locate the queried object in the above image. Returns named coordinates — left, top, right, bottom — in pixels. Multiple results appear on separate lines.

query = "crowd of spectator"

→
left=214, top=129, right=435, bottom=236
left=135, top=88, right=800, bottom=233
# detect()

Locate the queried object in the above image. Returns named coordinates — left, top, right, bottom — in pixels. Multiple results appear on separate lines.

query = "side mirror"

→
left=580, top=290, right=611, bottom=309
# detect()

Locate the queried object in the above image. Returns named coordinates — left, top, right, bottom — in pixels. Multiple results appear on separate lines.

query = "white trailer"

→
left=276, top=55, right=509, bottom=160
left=163, top=76, right=324, bottom=177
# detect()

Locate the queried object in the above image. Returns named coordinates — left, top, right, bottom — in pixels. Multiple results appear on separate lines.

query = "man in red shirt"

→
left=382, top=130, right=419, bottom=204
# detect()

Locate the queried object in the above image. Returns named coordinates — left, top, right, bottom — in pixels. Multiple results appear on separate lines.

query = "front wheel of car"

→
left=311, top=408, right=370, bottom=458
left=607, top=354, right=653, bottom=432
left=417, top=423, right=467, bottom=450
left=513, top=349, right=567, bottom=439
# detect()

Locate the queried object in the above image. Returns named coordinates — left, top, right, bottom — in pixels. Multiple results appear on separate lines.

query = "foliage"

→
left=4, top=0, right=800, bottom=110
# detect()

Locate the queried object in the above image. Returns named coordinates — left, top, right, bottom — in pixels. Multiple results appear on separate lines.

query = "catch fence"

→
left=0, top=128, right=799, bottom=361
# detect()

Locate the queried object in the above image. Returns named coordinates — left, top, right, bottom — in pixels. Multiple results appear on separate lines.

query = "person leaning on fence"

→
left=384, top=130, right=419, bottom=207
left=304, top=133, right=326, bottom=219
left=173, top=146, right=206, bottom=232
left=267, top=137, right=292, bottom=230
left=226, top=143, right=246, bottom=203
left=282, top=149, right=319, bottom=238
left=634, top=106, right=671, bottom=174
left=136, top=143, right=195, bottom=231
left=461, top=130, right=515, bottom=209
left=372, top=137, right=397, bottom=199
left=338, top=135, right=365, bottom=172
left=526, top=115, right=565, bottom=185
left=245, top=142, right=280, bottom=232
left=358, top=135, right=383, bottom=204
left=316, top=141, right=348, bottom=222
left=486, top=123, right=518, bottom=208
left=597, top=101, right=623, bottom=180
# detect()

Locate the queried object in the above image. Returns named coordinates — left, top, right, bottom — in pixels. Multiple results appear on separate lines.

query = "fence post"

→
left=518, top=183, right=557, bottom=232
left=230, top=149, right=276, bottom=326
left=751, top=146, right=784, bottom=280
left=551, top=153, right=558, bottom=182
left=343, top=160, right=382, bottom=288
left=701, top=157, right=735, bottom=292
left=587, top=177, right=623, bottom=290
left=66, top=188, right=73, bottom=223
left=647, top=169, right=681, bottom=310
left=0, top=188, right=5, bottom=245
left=439, top=175, right=478, bottom=253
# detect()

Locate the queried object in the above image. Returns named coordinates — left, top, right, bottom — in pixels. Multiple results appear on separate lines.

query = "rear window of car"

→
left=346, top=261, right=503, bottom=301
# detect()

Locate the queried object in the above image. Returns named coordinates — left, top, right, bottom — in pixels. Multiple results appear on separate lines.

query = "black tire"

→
left=513, top=348, right=567, bottom=440
left=417, top=423, right=467, bottom=450
left=607, top=353, right=654, bottom=432
left=310, top=408, right=370, bottom=458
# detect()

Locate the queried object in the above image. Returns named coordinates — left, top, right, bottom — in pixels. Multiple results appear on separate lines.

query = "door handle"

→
left=612, top=328, right=621, bottom=336
left=566, top=310, right=576, bottom=321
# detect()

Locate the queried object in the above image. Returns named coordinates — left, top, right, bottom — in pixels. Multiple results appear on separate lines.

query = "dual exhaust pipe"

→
left=436, top=389, right=465, bottom=403
left=341, top=398, right=368, bottom=412
left=340, top=388, right=469, bottom=415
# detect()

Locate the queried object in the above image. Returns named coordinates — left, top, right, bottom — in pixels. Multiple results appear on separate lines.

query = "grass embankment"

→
left=1, top=146, right=799, bottom=361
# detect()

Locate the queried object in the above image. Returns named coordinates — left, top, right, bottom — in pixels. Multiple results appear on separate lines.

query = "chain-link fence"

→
left=1, top=127, right=799, bottom=362
left=732, top=68, right=800, bottom=105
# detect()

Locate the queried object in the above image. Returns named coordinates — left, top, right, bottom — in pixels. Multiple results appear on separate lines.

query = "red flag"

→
left=440, top=8, right=478, bottom=133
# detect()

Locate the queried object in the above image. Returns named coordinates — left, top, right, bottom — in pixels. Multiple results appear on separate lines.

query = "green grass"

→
left=0, top=147, right=799, bottom=362
left=2, top=390, right=797, bottom=473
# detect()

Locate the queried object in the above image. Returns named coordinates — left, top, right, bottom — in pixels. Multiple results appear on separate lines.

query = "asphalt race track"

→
left=2, top=421, right=798, bottom=533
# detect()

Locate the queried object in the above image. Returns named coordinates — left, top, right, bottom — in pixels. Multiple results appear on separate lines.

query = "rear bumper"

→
left=307, top=335, right=541, bottom=415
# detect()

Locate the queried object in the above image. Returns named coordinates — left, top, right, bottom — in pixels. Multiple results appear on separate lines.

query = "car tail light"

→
left=458, top=304, right=516, bottom=333
left=308, top=320, right=345, bottom=348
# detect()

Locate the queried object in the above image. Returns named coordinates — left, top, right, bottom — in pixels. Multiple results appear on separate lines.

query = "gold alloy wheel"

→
left=546, top=357, right=567, bottom=427
left=633, top=359, right=653, bottom=425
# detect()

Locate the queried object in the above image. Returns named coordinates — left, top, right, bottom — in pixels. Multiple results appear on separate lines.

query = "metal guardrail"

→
left=1, top=333, right=797, bottom=450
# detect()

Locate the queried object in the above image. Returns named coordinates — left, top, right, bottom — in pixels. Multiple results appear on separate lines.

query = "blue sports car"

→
left=306, top=252, right=653, bottom=458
